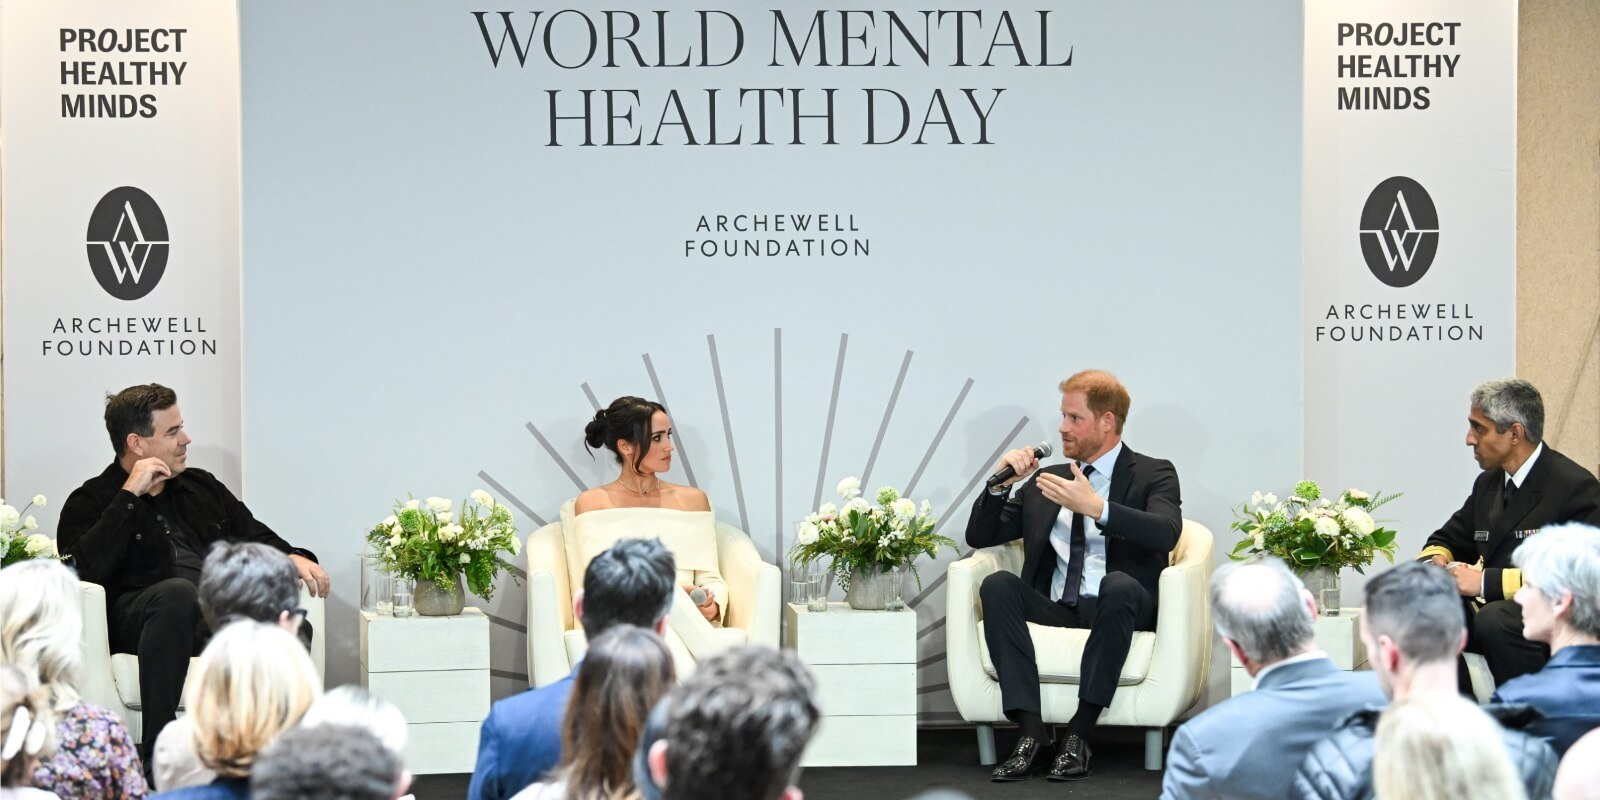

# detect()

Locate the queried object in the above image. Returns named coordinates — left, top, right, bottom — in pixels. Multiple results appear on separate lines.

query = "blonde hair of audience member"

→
left=185, top=619, right=321, bottom=778
left=555, top=626, right=675, bottom=800
left=0, top=665, right=56, bottom=789
left=1554, top=728, right=1600, bottom=800
left=1373, top=694, right=1528, bottom=800
left=0, top=560, right=85, bottom=714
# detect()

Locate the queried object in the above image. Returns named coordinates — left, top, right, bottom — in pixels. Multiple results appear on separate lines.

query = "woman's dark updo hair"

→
left=585, top=396, right=668, bottom=474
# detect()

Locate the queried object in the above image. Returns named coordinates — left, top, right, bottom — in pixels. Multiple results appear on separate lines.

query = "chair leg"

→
left=1144, top=727, right=1164, bottom=770
left=976, top=723, right=997, bottom=765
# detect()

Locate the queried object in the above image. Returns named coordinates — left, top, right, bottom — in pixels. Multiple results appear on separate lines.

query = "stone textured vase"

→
left=414, top=576, right=466, bottom=616
left=845, top=566, right=894, bottom=610
left=1301, top=566, right=1342, bottom=616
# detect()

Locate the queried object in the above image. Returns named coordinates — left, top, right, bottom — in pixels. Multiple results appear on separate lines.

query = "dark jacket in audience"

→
left=1290, top=703, right=1558, bottom=800
left=1492, top=644, right=1600, bottom=756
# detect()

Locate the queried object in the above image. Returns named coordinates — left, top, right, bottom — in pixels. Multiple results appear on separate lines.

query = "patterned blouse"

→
left=31, top=702, right=148, bottom=800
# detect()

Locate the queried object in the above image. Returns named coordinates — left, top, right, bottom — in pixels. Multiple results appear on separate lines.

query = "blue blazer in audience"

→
left=1161, top=657, right=1385, bottom=800
left=150, top=776, right=249, bottom=800
left=1492, top=643, right=1600, bottom=756
left=468, top=668, right=577, bottom=800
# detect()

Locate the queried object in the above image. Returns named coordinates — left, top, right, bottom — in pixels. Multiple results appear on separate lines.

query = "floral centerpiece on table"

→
left=365, top=490, right=521, bottom=601
left=1, top=495, right=56, bottom=569
left=788, top=477, right=955, bottom=591
left=1229, top=480, right=1400, bottom=573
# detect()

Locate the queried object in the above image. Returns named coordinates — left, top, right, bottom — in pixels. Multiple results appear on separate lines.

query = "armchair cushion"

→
left=976, top=624, right=1157, bottom=686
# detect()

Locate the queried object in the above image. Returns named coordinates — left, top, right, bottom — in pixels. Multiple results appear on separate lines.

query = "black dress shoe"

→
left=991, top=735, right=1051, bottom=782
left=1047, top=734, right=1092, bottom=781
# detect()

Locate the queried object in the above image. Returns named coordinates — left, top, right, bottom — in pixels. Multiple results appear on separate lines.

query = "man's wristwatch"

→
left=987, top=483, right=1010, bottom=496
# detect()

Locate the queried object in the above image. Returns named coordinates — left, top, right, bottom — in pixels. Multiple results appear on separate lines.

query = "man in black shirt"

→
left=59, top=384, right=330, bottom=755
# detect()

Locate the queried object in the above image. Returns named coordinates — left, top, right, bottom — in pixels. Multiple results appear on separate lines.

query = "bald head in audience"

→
left=1211, top=557, right=1319, bottom=676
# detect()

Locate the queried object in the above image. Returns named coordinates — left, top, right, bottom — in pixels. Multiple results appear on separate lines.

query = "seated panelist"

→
left=574, top=396, right=725, bottom=627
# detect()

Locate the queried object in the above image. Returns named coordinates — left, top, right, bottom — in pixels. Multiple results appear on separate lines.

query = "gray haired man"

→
left=1291, top=561, right=1557, bottom=800
left=1419, top=378, right=1600, bottom=686
left=1160, top=558, right=1384, bottom=800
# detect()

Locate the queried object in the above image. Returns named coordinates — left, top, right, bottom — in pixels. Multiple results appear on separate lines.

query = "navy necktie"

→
left=1061, top=463, right=1096, bottom=606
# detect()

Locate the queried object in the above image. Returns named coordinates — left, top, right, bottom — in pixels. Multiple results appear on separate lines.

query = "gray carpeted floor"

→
left=409, top=725, right=1167, bottom=799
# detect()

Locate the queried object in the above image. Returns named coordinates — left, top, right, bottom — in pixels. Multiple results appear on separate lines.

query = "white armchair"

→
left=946, top=519, right=1214, bottom=770
left=78, top=581, right=326, bottom=742
left=524, top=506, right=781, bottom=687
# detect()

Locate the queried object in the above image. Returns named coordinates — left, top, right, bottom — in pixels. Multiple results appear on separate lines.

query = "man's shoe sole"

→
left=1046, top=770, right=1090, bottom=782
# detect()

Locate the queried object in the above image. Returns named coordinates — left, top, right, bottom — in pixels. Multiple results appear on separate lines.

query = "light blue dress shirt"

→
left=1047, top=442, right=1120, bottom=602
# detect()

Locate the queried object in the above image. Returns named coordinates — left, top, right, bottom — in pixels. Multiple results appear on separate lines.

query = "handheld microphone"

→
left=690, top=587, right=708, bottom=606
left=986, top=442, right=1055, bottom=489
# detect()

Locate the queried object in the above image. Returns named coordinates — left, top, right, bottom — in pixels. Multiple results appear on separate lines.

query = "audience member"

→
left=514, top=626, right=675, bottom=800
left=299, top=686, right=408, bottom=760
left=1492, top=523, right=1600, bottom=754
left=155, top=543, right=309, bottom=791
left=1553, top=728, right=1600, bottom=800
left=1161, top=558, right=1384, bottom=800
left=150, top=621, right=320, bottom=800
left=640, top=646, right=819, bottom=800
left=250, top=725, right=404, bottom=800
left=0, top=559, right=147, bottom=799
left=1, top=665, right=59, bottom=800
left=1292, top=561, right=1556, bottom=800
left=1373, top=694, right=1528, bottom=800
left=470, top=538, right=677, bottom=800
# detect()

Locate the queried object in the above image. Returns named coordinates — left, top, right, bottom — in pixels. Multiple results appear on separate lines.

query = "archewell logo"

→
left=85, top=187, right=169, bottom=301
left=1359, top=176, right=1439, bottom=288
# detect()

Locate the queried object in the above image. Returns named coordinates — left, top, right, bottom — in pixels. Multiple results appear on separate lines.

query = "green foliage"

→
left=364, top=492, right=522, bottom=601
left=1230, top=482, right=1401, bottom=573
left=788, top=478, right=957, bottom=591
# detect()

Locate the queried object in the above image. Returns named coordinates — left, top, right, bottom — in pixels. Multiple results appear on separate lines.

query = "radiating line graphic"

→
left=580, top=383, right=601, bottom=411
left=525, top=422, right=586, bottom=492
left=485, top=613, right=527, bottom=634
left=491, top=669, right=529, bottom=682
left=707, top=335, right=749, bottom=532
left=906, top=416, right=1029, bottom=610
left=478, top=470, right=547, bottom=527
left=904, top=378, right=973, bottom=497
left=861, top=350, right=913, bottom=487
left=644, top=353, right=698, bottom=487
left=811, top=333, right=849, bottom=511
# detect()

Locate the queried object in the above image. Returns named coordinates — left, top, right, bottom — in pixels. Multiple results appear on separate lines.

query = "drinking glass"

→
left=391, top=577, right=416, bottom=618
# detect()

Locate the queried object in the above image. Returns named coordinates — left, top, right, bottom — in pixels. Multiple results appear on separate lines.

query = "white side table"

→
left=360, top=608, right=490, bottom=774
left=1230, top=607, right=1369, bottom=695
left=784, top=602, right=917, bottom=766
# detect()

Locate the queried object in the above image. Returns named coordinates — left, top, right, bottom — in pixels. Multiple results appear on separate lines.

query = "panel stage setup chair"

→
left=945, top=519, right=1214, bottom=770
left=523, top=500, right=781, bottom=687
left=77, top=581, right=327, bottom=743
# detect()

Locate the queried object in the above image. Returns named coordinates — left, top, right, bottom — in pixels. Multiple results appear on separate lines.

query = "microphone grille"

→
left=1036, top=441, right=1054, bottom=458
left=690, top=588, right=707, bottom=606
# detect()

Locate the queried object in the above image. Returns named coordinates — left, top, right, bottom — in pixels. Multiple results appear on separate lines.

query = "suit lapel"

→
left=1109, top=445, right=1135, bottom=508
left=1486, top=455, right=1551, bottom=557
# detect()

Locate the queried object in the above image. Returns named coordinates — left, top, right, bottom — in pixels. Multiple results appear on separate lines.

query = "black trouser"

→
left=1461, top=597, right=1550, bottom=689
left=980, top=570, right=1156, bottom=717
left=109, top=578, right=210, bottom=751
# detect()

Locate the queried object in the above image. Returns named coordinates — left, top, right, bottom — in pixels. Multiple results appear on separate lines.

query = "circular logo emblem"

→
left=85, top=187, right=169, bottom=301
left=1359, top=176, right=1438, bottom=288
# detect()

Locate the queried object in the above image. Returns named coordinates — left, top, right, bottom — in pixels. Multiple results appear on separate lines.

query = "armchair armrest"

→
left=300, top=587, right=326, bottom=683
left=77, top=581, right=121, bottom=715
left=946, top=543, right=1023, bottom=718
left=715, top=523, right=780, bottom=647
left=526, top=521, right=574, bottom=688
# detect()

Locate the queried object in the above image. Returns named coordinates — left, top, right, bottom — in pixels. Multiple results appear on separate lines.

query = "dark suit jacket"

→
left=965, top=443, right=1182, bottom=606
left=1492, top=644, right=1600, bottom=756
left=1420, top=446, right=1600, bottom=601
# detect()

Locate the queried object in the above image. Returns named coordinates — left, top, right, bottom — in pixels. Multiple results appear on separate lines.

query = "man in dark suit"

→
left=1419, top=378, right=1600, bottom=686
left=967, top=370, right=1182, bottom=782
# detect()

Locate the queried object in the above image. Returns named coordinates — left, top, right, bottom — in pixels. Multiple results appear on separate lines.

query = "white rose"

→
left=1262, top=493, right=1278, bottom=506
left=845, top=497, right=871, bottom=514
left=1314, top=517, right=1340, bottom=539
left=404, top=499, right=420, bottom=510
left=424, top=497, right=452, bottom=514
left=1253, top=531, right=1265, bottom=549
left=797, top=520, right=820, bottom=545
left=384, top=545, right=396, bottom=558
left=388, top=533, right=402, bottom=547
left=471, top=489, right=494, bottom=507
left=31, top=495, right=46, bottom=508
left=438, top=525, right=456, bottom=542
left=382, top=515, right=398, bottom=528
left=508, top=535, right=521, bottom=556
left=460, top=553, right=472, bottom=565
left=23, top=516, right=37, bottom=531
left=1341, top=508, right=1376, bottom=536
left=0, top=506, right=18, bottom=531
left=892, top=498, right=917, bottom=519
left=1347, top=489, right=1370, bottom=501
left=836, top=477, right=861, bottom=498
left=25, top=534, right=55, bottom=557
left=390, top=524, right=404, bottom=537
left=818, top=502, right=837, bottom=517
left=436, top=511, right=453, bottom=523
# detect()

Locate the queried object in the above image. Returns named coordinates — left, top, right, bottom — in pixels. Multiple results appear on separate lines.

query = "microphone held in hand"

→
left=986, top=442, right=1055, bottom=489
left=689, top=587, right=707, bottom=606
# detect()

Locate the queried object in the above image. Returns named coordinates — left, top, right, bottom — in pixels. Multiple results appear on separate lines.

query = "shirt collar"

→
left=1509, top=442, right=1543, bottom=489
left=1083, top=441, right=1123, bottom=479
left=1252, top=649, right=1328, bottom=690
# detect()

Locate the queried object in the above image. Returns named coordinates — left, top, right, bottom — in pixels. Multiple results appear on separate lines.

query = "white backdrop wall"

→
left=239, top=0, right=1305, bottom=714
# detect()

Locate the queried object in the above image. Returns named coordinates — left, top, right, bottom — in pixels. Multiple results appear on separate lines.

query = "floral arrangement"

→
left=1230, top=480, right=1400, bottom=572
left=0, top=495, right=55, bottom=569
left=365, top=490, right=521, bottom=600
left=788, top=477, right=955, bottom=590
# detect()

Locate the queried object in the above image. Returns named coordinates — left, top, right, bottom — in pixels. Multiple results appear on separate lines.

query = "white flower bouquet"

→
left=364, top=490, right=521, bottom=600
left=1230, top=480, right=1400, bottom=572
left=0, top=495, right=54, bottom=569
left=788, top=477, right=955, bottom=590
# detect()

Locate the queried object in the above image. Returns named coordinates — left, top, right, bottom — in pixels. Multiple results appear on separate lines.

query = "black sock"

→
left=1014, top=710, right=1049, bottom=742
left=1065, top=701, right=1103, bottom=739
